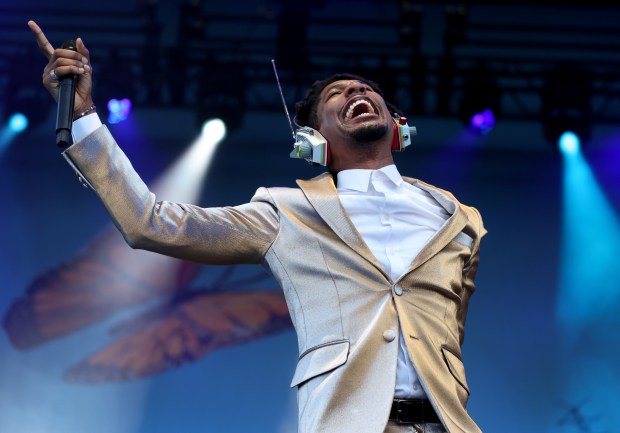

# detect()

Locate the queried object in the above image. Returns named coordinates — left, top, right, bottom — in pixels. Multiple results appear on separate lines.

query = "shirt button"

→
left=383, top=329, right=396, bottom=342
left=413, top=384, right=419, bottom=391
left=394, top=286, right=403, bottom=296
left=383, top=214, right=391, bottom=222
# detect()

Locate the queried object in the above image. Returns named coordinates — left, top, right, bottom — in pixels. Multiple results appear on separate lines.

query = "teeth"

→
left=345, top=99, right=375, bottom=120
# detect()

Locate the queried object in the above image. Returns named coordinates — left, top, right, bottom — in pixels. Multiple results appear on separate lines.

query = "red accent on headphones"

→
left=326, top=143, right=332, bottom=166
left=391, top=117, right=405, bottom=151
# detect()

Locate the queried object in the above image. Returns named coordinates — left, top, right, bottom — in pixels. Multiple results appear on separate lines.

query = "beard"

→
left=347, top=122, right=389, bottom=143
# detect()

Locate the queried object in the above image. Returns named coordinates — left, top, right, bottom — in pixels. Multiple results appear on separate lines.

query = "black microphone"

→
left=56, top=39, right=77, bottom=147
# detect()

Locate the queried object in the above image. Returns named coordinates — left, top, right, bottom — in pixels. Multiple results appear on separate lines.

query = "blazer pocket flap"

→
left=290, top=339, right=349, bottom=388
left=441, top=346, right=470, bottom=395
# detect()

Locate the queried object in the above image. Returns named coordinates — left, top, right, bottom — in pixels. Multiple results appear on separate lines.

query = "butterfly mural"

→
left=2, top=225, right=293, bottom=383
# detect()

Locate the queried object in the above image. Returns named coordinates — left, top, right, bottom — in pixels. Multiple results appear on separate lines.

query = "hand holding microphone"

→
left=27, top=20, right=94, bottom=146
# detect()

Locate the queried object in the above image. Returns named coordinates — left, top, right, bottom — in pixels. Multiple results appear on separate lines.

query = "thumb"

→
left=76, top=37, right=90, bottom=62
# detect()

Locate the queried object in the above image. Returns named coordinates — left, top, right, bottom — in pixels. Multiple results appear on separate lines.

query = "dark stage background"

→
left=1, top=1, right=619, bottom=432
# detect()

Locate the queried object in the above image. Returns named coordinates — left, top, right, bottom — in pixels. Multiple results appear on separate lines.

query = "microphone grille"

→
left=61, top=40, right=77, bottom=51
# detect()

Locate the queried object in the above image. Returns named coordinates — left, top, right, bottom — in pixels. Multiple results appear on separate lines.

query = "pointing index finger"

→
left=28, top=20, right=54, bottom=59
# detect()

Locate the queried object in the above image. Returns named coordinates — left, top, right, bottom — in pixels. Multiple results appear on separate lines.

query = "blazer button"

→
left=393, top=285, right=403, bottom=296
left=383, top=329, right=396, bottom=342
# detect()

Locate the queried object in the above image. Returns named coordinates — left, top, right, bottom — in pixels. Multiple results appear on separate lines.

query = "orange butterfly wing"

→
left=3, top=227, right=200, bottom=349
left=64, top=290, right=292, bottom=383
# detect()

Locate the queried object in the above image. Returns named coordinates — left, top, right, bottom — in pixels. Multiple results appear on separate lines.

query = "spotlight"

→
left=469, top=109, right=495, bottom=135
left=1, top=113, right=29, bottom=151
left=107, top=98, right=132, bottom=124
left=8, top=113, right=28, bottom=133
left=201, top=119, right=226, bottom=143
left=558, top=131, right=581, bottom=155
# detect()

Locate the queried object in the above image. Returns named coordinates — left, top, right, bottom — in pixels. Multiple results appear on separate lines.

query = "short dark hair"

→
left=294, top=73, right=403, bottom=129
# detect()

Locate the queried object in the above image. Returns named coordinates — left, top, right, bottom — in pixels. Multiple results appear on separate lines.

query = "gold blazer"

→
left=63, top=126, right=486, bottom=433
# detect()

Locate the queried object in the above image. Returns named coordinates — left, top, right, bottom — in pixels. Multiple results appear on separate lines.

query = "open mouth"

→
left=342, top=97, right=378, bottom=121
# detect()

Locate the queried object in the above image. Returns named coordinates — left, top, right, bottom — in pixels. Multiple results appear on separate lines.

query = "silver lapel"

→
left=296, top=173, right=389, bottom=279
left=397, top=177, right=468, bottom=280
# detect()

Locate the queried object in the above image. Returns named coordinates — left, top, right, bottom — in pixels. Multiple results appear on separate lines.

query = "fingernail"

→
left=84, top=64, right=91, bottom=72
left=82, top=56, right=88, bottom=64
left=78, top=67, right=85, bottom=74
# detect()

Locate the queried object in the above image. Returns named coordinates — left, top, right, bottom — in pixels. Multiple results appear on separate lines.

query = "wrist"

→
left=73, top=103, right=97, bottom=121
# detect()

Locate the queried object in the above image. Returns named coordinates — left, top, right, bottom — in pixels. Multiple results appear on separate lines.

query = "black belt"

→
left=389, top=399, right=441, bottom=424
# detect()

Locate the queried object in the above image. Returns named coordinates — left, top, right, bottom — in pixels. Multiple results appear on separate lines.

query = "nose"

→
left=345, top=82, right=369, bottom=97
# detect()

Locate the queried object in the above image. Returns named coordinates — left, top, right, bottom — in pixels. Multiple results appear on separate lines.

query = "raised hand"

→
left=28, top=20, right=94, bottom=118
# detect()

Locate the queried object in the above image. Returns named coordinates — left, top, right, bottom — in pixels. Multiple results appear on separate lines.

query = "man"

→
left=29, top=20, right=485, bottom=433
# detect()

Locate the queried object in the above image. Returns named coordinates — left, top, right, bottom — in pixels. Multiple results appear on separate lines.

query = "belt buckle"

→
left=395, top=399, right=424, bottom=424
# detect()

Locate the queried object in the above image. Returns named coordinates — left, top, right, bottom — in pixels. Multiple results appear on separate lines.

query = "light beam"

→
left=558, top=148, right=620, bottom=334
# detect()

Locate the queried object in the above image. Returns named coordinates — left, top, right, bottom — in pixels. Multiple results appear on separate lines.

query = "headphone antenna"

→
left=271, top=59, right=296, bottom=140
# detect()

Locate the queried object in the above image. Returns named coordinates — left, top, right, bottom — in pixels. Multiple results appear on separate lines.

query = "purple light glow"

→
left=107, top=98, right=132, bottom=124
left=469, top=109, right=495, bottom=135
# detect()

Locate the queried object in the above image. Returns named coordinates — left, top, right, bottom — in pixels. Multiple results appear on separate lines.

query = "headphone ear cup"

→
left=292, top=127, right=331, bottom=166
left=391, top=116, right=414, bottom=152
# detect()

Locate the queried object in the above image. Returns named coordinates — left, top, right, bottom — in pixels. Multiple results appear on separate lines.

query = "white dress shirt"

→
left=72, top=112, right=102, bottom=142
left=336, top=165, right=450, bottom=399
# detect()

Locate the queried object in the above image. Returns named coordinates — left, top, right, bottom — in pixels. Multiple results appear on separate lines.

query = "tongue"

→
left=352, top=104, right=370, bottom=119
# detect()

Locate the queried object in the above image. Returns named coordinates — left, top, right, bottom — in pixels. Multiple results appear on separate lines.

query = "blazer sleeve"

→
left=457, top=206, right=487, bottom=345
left=62, top=125, right=279, bottom=265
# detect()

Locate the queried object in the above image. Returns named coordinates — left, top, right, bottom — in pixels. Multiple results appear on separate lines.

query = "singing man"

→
left=29, top=20, right=486, bottom=433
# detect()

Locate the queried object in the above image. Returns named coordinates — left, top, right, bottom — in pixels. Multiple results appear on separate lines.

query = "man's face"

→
left=315, top=79, right=392, bottom=146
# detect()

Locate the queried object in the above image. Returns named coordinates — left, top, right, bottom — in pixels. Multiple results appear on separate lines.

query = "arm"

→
left=63, top=125, right=279, bottom=265
left=30, top=21, right=279, bottom=265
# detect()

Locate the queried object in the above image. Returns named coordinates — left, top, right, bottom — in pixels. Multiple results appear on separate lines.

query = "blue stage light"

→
left=8, top=113, right=28, bottom=133
left=558, top=147, right=620, bottom=334
left=558, top=131, right=580, bottom=155
left=556, top=127, right=620, bottom=433
left=107, top=98, right=132, bottom=124
left=469, top=109, right=495, bottom=135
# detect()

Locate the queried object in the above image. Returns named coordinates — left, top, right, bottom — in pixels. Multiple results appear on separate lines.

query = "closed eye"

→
left=327, top=91, right=341, bottom=99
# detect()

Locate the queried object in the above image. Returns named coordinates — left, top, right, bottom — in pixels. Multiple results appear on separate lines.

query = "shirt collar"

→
left=336, top=164, right=403, bottom=192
